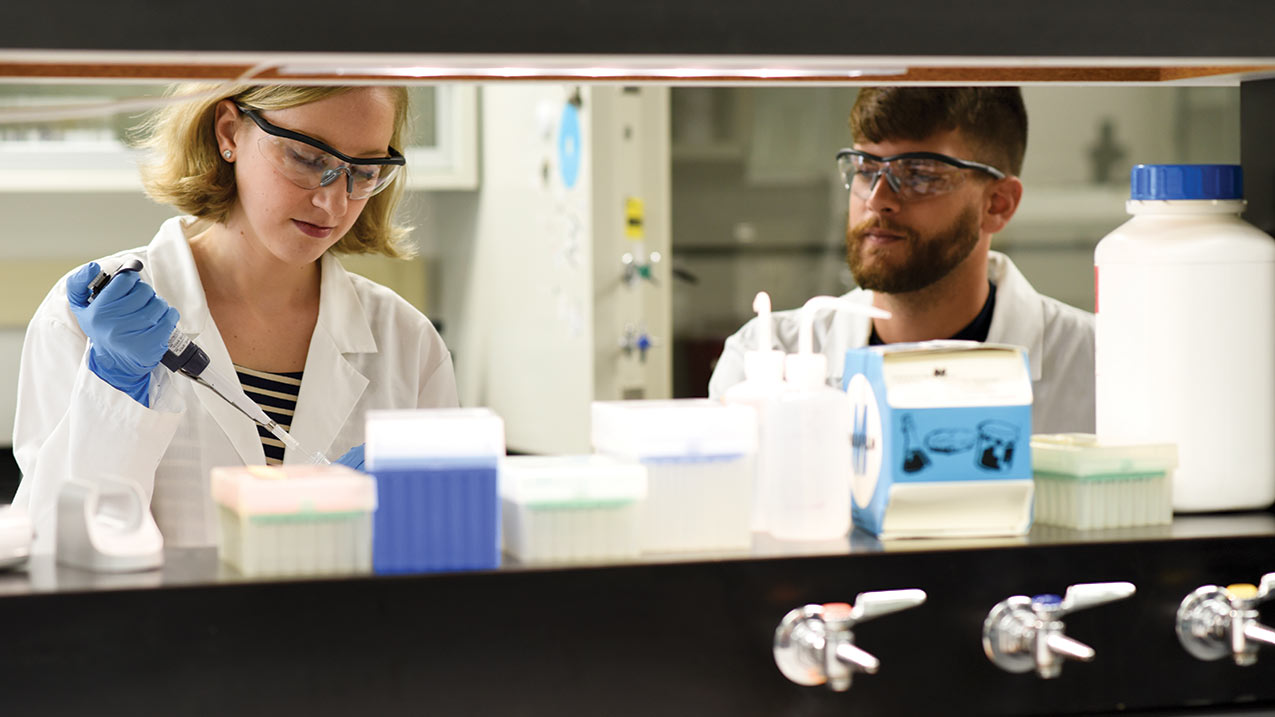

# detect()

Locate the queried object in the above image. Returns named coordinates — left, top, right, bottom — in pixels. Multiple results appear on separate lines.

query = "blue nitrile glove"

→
left=67, top=262, right=180, bottom=407
left=335, top=443, right=366, bottom=471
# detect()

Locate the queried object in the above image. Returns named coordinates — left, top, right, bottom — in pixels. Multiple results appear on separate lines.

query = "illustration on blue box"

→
left=896, top=415, right=1021, bottom=474
left=844, top=341, right=1034, bottom=540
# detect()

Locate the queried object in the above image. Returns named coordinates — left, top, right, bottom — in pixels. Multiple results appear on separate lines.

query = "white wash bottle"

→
left=767, top=295, right=889, bottom=540
left=722, top=292, right=788, bottom=532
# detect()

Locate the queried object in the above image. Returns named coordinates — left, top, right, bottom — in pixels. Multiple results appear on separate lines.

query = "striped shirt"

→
left=235, top=365, right=303, bottom=466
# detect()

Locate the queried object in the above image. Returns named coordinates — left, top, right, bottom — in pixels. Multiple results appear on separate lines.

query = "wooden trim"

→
left=1158, top=65, right=1275, bottom=81
left=2, top=62, right=1274, bottom=84
left=0, top=63, right=266, bottom=80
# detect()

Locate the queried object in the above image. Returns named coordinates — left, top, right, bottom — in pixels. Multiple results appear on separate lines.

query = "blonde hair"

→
left=135, top=83, right=414, bottom=258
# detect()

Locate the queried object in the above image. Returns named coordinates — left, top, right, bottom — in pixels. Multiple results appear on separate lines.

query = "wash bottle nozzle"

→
left=743, top=291, right=786, bottom=384
left=786, top=296, right=891, bottom=389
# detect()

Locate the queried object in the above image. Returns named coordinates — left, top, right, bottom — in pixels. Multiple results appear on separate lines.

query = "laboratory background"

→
left=0, top=83, right=1239, bottom=495
left=12, top=2, right=1275, bottom=712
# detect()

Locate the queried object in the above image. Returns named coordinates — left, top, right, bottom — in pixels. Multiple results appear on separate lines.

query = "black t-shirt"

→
left=868, top=281, right=997, bottom=346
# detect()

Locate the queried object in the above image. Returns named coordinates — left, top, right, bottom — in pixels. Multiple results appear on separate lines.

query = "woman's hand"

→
left=335, top=443, right=365, bottom=471
left=67, top=261, right=179, bottom=406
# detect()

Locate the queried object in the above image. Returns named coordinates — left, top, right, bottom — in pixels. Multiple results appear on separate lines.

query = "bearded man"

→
left=708, top=87, right=1094, bottom=434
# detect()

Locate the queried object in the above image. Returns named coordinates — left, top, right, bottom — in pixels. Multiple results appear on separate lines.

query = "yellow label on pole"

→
left=624, top=197, right=645, bottom=240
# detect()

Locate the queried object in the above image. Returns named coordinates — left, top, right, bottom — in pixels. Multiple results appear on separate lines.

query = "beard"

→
left=845, top=206, right=982, bottom=294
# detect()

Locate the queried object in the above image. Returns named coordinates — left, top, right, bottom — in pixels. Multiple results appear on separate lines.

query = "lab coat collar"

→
left=985, top=251, right=1045, bottom=381
left=145, top=217, right=264, bottom=465
left=828, top=293, right=875, bottom=357
left=145, top=217, right=378, bottom=354
left=144, top=217, right=377, bottom=463
left=148, top=217, right=211, bottom=339
left=815, top=292, right=875, bottom=387
left=838, top=251, right=1045, bottom=382
left=314, top=253, right=378, bottom=355
left=286, top=253, right=374, bottom=460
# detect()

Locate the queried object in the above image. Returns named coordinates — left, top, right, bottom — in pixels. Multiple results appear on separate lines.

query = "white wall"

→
left=1005, top=86, right=1240, bottom=310
left=435, top=85, right=598, bottom=454
left=0, top=332, right=23, bottom=445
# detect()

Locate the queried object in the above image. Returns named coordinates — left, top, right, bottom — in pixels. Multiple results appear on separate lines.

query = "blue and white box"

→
left=843, top=341, right=1034, bottom=539
left=365, top=408, right=504, bottom=573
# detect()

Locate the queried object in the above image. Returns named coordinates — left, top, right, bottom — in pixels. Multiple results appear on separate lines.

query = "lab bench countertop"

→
left=2, top=514, right=1274, bottom=716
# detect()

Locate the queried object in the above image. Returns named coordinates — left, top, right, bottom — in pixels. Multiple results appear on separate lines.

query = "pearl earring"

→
left=223, top=150, right=233, bottom=160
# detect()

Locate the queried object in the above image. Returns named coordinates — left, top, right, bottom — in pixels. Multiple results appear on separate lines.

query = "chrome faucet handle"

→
left=1260, top=572, right=1275, bottom=600
left=1059, top=581, right=1138, bottom=614
left=983, top=581, right=1136, bottom=679
left=773, top=588, right=927, bottom=693
left=849, top=588, right=929, bottom=623
left=1177, top=572, right=1275, bottom=666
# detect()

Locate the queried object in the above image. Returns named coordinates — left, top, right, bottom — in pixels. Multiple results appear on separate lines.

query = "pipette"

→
left=86, top=258, right=330, bottom=465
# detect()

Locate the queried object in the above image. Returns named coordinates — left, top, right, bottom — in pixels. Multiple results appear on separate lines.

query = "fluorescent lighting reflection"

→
left=276, top=60, right=907, bottom=81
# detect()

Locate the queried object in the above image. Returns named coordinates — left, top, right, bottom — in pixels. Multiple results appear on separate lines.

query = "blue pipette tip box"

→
left=365, top=408, right=506, bottom=574
left=370, top=460, right=501, bottom=574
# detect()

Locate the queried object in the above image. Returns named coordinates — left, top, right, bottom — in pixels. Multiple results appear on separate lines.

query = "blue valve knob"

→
left=1032, top=594, right=1063, bottom=610
left=619, top=325, right=656, bottom=362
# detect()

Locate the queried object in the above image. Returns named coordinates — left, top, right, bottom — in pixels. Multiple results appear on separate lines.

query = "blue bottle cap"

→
left=1129, top=164, right=1243, bottom=201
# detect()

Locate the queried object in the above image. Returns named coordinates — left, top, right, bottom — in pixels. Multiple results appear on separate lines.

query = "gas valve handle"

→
left=1060, top=581, right=1138, bottom=614
left=1177, top=572, right=1275, bottom=666
left=850, top=588, right=928, bottom=623
left=983, top=581, right=1136, bottom=679
left=773, top=588, right=926, bottom=693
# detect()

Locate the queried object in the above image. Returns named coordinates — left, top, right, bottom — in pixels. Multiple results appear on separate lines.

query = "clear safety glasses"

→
left=836, top=148, right=1005, bottom=201
left=238, top=106, right=406, bottom=200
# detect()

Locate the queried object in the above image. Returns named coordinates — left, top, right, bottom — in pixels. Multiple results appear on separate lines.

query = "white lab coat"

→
left=12, top=216, right=459, bottom=554
left=707, top=251, right=1095, bottom=435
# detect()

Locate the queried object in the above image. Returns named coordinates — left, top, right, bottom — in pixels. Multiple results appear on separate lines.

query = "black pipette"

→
left=85, top=258, right=329, bottom=464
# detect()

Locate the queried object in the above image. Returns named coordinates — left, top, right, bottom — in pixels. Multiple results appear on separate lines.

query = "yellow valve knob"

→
left=1226, top=583, right=1259, bottom=600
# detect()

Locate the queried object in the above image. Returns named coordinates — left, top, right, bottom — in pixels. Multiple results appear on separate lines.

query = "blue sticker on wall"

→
left=558, top=102, right=581, bottom=189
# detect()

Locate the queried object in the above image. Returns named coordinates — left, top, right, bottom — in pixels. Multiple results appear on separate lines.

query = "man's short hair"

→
left=850, top=87, right=1028, bottom=177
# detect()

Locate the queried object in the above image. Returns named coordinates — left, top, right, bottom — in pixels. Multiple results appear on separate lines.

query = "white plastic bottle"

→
left=766, top=296, right=889, bottom=540
left=1095, top=164, right=1275, bottom=512
left=722, top=292, right=788, bottom=532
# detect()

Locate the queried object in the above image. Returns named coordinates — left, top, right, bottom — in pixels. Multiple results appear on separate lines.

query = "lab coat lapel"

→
left=185, top=319, right=270, bottom=465
left=146, top=217, right=266, bottom=465
left=985, top=251, right=1045, bottom=381
left=824, top=289, right=875, bottom=385
left=833, top=289, right=875, bottom=348
left=288, top=254, right=374, bottom=462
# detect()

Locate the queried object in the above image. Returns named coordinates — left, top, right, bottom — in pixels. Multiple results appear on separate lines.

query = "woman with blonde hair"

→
left=12, top=84, right=458, bottom=554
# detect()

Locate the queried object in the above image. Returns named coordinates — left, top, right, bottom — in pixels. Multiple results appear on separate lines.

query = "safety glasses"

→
left=238, top=106, right=405, bottom=200
left=836, top=148, right=1005, bottom=201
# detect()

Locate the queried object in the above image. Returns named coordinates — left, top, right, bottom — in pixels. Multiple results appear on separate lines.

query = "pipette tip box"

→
left=591, top=399, right=756, bottom=553
left=366, top=408, right=504, bottom=573
left=501, top=455, right=647, bottom=564
left=211, top=464, right=376, bottom=577
left=1031, top=433, right=1177, bottom=530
